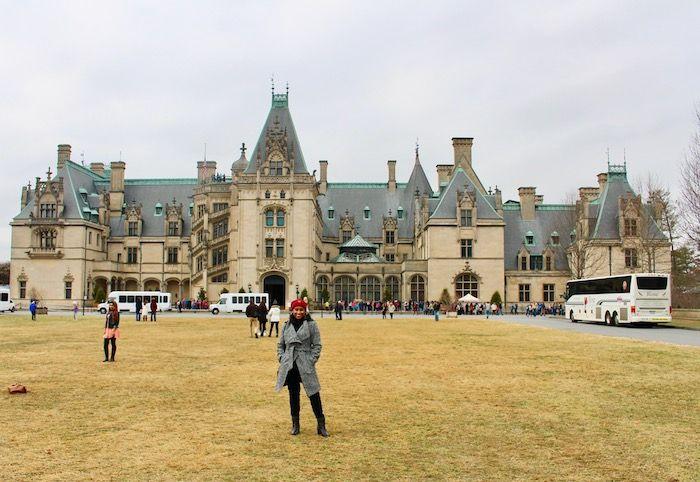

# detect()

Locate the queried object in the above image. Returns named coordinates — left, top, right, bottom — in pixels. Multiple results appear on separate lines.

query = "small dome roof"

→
left=232, top=152, right=249, bottom=172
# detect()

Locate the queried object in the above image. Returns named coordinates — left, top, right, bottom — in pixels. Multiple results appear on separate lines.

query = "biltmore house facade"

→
left=10, top=92, right=671, bottom=309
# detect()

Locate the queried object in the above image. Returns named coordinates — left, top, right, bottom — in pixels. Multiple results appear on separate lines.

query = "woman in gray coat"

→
left=275, top=298, right=328, bottom=437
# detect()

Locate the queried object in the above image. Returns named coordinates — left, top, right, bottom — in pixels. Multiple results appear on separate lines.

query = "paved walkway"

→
left=6, top=310, right=699, bottom=347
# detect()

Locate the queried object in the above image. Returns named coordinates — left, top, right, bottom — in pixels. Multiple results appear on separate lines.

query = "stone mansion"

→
left=10, top=92, right=671, bottom=309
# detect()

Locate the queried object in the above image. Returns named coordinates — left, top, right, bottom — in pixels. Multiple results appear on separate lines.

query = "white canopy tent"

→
left=458, top=294, right=480, bottom=303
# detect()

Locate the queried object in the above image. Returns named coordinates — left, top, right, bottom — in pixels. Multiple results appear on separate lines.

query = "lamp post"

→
left=295, top=283, right=299, bottom=298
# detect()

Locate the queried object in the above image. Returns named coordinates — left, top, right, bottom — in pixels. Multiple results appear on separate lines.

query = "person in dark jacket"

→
left=135, top=297, right=142, bottom=321
left=150, top=296, right=158, bottom=322
left=257, top=300, right=269, bottom=337
left=334, top=300, right=343, bottom=320
left=275, top=298, right=328, bottom=437
left=103, top=301, right=120, bottom=362
left=246, top=299, right=259, bottom=338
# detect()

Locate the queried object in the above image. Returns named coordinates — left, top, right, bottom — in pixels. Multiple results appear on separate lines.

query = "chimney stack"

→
left=452, top=137, right=473, bottom=171
left=597, top=172, right=608, bottom=192
left=90, top=162, right=105, bottom=177
left=387, top=160, right=396, bottom=191
left=197, top=161, right=217, bottom=183
left=535, top=194, right=544, bottom=205
left=57, top=144, right=71, bottom=171
left=319, top=160, right=328, bottom=194
left=518, top=187, right=537, bottom=220
left=436, top=165, right=453, bottom=193
left=109, top=161, right=126, bottom=213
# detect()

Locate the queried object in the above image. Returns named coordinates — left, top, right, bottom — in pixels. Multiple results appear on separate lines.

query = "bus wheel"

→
left=611, top=312, right=619, bottom=326
left=570, top=311, right=577, bottom=323
left=212, top=308, right=219, bottom=315
left=99, top=308, right=107, bottom=315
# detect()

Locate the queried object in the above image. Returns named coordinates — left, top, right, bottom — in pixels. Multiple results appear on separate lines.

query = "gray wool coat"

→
left=275, top=318, right=322, bottom=396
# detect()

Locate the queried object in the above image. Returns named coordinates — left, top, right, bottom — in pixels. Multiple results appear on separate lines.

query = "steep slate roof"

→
left=244, top=93, right=308, bottom=175
left=590, top=169, right=665, bottom=240
left=430, top=168, right=501, bottom=220
left=317, top=159, right=434, bottom=240
left=502, top=204, right=574, bottom=271
left=96, top=179, right=197, bottom=237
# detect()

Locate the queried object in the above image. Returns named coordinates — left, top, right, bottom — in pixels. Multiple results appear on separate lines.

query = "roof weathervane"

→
left=80, top=151, right=85, bottom=166
left=240, top=142, right=247, bottom=157
left=46, top=166, right=52, bottom=180
left=271, top=75, right=275, bottom=96
left=415, top=138, right=420, bottom=164
left=286, top=82, right=289, bottom=95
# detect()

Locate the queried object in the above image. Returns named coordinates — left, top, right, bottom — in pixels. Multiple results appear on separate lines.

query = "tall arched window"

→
left=316, top=276, right=329, bottom=302
left=385, top=276, right=400, bottom=301
left=359, top=276, right=381, bottom=301
left=333, top=276, right=356, bottom=302
left=455, top=273, right=478, bottom=298
left=410, top=275, right=425, bottom=302
left=265, top=209, right=274, bottom=227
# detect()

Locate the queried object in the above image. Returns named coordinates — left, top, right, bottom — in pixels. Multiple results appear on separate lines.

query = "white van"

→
left=0, top=288, right=15, bottom=312
left=98, top=291, right=172, bottom=314
left=211, top=293, right=269, bottom=315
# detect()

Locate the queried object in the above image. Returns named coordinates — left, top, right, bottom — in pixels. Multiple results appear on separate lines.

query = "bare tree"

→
left=635, top=176, right=677, bottom=273
left=0, top=262, right=9, bottom=285
left=551, top=193, right=606, bottom=279
left=680, top=108, right=700, bottom=247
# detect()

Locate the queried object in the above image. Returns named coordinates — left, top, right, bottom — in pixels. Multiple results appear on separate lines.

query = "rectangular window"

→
left=518, top=284, right=530, bottom=302
left=545, top=256, right=552, bottom=271
left=624, top=218, right=638, bottom=236
left=212, top=247, right=228, bottom=266
left=40, top=203, right=57, bottom=218
left=167, top=247, right=178, bottom=264
left=168, top=222, right=179, bottom=236
left=328, top=209, right=335, bottom=220
left=543, top=284, right=555, bottom=302
left=460, top=209, right=473, bottom=227
left=520, top=256, right=527, bottom=270
left=265, top=239, right=274, bottom=258
left=275, top=239, right=285, bottom=258
left=530, top=255, right=543, bottom=271
left=342, top=230, right=352, bottom=243
left=127, top=247, right=138, bottom=264
left=88, top=231, right=92, bottom=244
left=385, top=231, right=395, bottom=244
left=460, top=239, right=473, bottom=258
left=19, top=281, right=26, bottom=298
left=386, top=253, right=395, bottom=262
left=625, top=248, right=638, bottom=268
left=128, top=222, right=138, bottom=236
left=197, top=205, right=206, bottom=218
left=213, top=220, right=228, bottom=239
left=213, top=203, right=228, bottom=212
left=196, top=255, right=204, bottom=272
left=269, top=161, right=283, bottom=176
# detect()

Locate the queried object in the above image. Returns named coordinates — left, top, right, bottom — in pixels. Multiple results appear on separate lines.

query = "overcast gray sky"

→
left=2, top=0, right=699, bottom=260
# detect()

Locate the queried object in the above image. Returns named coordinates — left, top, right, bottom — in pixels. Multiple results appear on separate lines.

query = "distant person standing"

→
left=381, top=303, right=387, bottom=319
left=388, top=302, right=395, bottom=320
left=268, top=302, right=281, bottom=337
left=72, top=301, right=79, bottom=320
left=258, top=300, right=269, bottom=337
left=433, top=301, right=440, bottom=321
left=103, top=301, right=120, bottom=362
left=334, top=301, right=343, bottom=320
left=29, top=300, right=37, bottom=321
left=135, top=297, right=142, bottom=321
left=246, top=299, right=259, bottom=338
left=150, top=297, right=158, bottom=322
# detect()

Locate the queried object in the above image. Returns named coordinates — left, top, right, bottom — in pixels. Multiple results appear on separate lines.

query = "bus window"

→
left=144, top=295, right=150, bottom=303
left=235, top=296, right=241, bottom=303
left=255, top=296, right=261, bottom=303
left=136, top=295, right=142, bottom=303
left=1, top=293, right=7, bottom=302
left=637, top=277, right=667, bottom=290
left=127, top=295, right=135, bottom=303
left=119, top=295, right=127, bottom=303
left=243, top=296, right=249, bottom=303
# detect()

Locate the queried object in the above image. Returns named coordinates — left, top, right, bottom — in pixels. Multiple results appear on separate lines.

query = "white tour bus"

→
left=565, top=273, right=671, bottom=325
left=0, top=288, right=16, bottom=312
left=98, top=291, right=172, bottom=314
left=211, top=293, right=269, bottom=315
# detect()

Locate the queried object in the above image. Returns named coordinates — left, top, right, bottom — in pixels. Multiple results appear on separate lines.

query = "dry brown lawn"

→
left=0, top=313, right=698, bottom=481
left=669, top=310, right=700, bottom=330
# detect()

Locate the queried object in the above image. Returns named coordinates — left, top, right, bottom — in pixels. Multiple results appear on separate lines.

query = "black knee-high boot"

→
left=103, top=339, right=109, bottom=362
left=110, top=338, right=117, bottom=361
left=310, top=392, right=328, bottom=437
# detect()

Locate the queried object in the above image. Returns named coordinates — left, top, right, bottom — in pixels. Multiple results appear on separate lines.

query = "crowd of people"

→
left=510, top=302, right=566, bottom=316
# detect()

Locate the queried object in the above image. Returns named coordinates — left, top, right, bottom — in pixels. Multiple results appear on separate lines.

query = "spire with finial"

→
left=286, top=81, right=289, bottom=95
left=415, top=138, right=420, bottom=164
left=46, top=166, right=52, bottom=180
left=240, top=142, right=247, bottom=157
left=271, top=75, right=275, bottom=96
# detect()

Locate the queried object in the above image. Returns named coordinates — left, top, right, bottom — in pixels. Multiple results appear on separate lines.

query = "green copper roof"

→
left=328, top=183, right=408, bottom=189
left=94, top=178, right=198, bottom=186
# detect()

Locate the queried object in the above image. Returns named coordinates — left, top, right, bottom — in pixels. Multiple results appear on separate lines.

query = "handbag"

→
left=8, top=384, right=27, bottom=394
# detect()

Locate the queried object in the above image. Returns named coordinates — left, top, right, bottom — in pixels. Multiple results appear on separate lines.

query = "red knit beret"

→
left=290, top=299, right=307, bottom=311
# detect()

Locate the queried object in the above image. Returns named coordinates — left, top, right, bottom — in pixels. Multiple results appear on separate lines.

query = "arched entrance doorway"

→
left=263, top=275, right=286, bottom=308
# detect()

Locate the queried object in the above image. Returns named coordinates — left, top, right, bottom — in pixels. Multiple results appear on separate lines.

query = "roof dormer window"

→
left=328, top=207, right=335, bottom=220
left=155, top=202, right=163, bottom=216
left=364, top=206, right=371, bottom=220
left=525, top=230, right=534, bottom=245
left=397, top=207, right=404, bottom=220
left=551, top=231, right=560, bottom=245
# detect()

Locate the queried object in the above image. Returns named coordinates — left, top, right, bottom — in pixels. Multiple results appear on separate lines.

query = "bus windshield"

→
left=636, top=277, right=668, bottom=290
